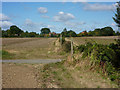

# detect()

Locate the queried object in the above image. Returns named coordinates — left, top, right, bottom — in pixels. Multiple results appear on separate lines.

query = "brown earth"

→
left=2, top=63, right=43, bottom=88
left=2, top=38, right=67, bottom=59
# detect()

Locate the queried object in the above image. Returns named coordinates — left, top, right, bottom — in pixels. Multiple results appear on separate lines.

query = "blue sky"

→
left=0, top=2, right=118, bottom=33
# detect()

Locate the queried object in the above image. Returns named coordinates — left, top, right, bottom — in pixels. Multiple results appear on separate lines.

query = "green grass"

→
left=41, top=61, right=78, bottom=88
left=0, top=50, right=15, bottom=59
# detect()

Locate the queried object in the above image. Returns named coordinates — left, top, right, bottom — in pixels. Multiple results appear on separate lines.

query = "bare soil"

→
left=2, top=63, right=43, bottom=88
left=2, top=38, right=66, bottom=59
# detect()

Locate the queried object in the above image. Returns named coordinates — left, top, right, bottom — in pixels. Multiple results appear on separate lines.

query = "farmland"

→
left=68, top=36, right=118, bottom=45
left=2, top=38, right=67, bottom=60
left=2, top=36, right=117, bottom=60
left=2, top=37, right=120, bottom=88
left=1, top=1, right=120, bottom=88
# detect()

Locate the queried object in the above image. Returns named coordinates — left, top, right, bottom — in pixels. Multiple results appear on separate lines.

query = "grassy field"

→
left=2, top=38, right=67, bottom=60
left=70, top=36, right=118, bottom=45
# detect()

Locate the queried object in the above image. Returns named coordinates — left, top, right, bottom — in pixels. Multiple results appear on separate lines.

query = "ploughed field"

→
left=2, top=36, right=118, bottom=60
left=2, top=38, right=65, bottom=60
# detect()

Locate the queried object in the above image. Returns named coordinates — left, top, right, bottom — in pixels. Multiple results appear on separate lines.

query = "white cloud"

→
left=53, top=11, right=75, bottom=22
left=25, top=19, right=51, bottom=28
left=0, top=13, right=10, bottom=21
left=83, top=3, right=114, bottom=11
left=0, top=21, right=13, bottom=29
left=25, top=19, right=36, bottom=27
left=38, top=7, right=48, bottom=14
left=24, top=19, right=41, bottom=32
left=24, top=19, right=56, bottom=32
left=59, top=11, right=64, bottom=14
left=65, top=21, right=86, bottom=27
left=47, top=25, right=55, bottom=28
left=72, top=0, right=87, bottom=3
left=0, top=14, right=13, bottom=29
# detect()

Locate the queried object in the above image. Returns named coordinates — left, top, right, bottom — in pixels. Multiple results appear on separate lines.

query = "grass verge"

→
left=39, top=58, right=118, bottom=88
left=0, top=50, right=15, bottom=59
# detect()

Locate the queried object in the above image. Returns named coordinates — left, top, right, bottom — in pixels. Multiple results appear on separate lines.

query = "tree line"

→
left=61, top=27, right=120, bottom=37
left=0, top=25, right=120, bottom=38
left=78, top=27, right=120, bottom=37
left=1, top=1, right=120, bottom=38
left=1, top=26, right=40, bottom=37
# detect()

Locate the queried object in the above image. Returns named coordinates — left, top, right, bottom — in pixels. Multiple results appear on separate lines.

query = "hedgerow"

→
left=77, top=39, right=120, bottom=82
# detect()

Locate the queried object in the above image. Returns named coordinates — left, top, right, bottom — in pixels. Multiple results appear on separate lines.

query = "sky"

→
left=0, top=1, right=119, bottom=34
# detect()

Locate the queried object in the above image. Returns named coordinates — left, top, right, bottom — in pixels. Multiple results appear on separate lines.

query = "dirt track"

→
left=2, top=63, right=42, bottom=88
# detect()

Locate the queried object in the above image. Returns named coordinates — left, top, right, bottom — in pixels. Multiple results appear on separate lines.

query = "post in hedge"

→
left=60, top=34, right=62, bottom=45
left=71, top=36, right=73, bottom=60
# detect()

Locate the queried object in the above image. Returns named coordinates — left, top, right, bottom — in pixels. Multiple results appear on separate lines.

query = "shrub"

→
left=62, top=41, right=71, bottom=53
left=59, top=36, right=65, bottom=44
left=108, top=39, right=120, bottom=69
left=76, top=39, right=120, bottom=82
left=77, top=45, right=85, bottom=52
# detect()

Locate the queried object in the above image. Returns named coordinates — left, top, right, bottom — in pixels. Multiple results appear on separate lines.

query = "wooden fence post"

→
left=71, top=37, right=73, bottom=60
left=60, top=34, right=62, bottom=45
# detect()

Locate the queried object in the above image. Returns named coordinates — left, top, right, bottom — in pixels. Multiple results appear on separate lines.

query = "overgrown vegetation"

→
left=40, top=37, right=119, bottom=88
left=77, top=39, right=120, bottom=83
left=62, top=41, right=71, bottom=53
left=61, top=28, right=77, bottom=37
left=59, top=36, right=65, bottom=44
left=59, top=36, right=71, bottom=53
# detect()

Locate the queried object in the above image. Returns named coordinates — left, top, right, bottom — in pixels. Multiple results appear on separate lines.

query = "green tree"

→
left=61, top=28, right=67, bottom=37
left=6, top=29, right=11, bottom=37
left=10, top=25, right=23, bottom=36
left=113, top=1, right=120, bottom=28
left=93, top=27, right=114, bottom=36
left=67, top=30, right=77, bottom=37
left=61, top=28, right=77, bottom=37
left=94, top=28, right=101, bottom=36
left=63, top=28, right=67, bottom=32
left=40, top=28, right=51, bottom=34
left=2, top=29, right=11, bottom=37
left=101, top=27, right=115, bottom=36
left=2, top=30, right=8, bottom=37
left=29, top=32, right=36, bottom=37
left=88, top=31, right=95, bottom=36
left=116, top=31, right=120, bottom=35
